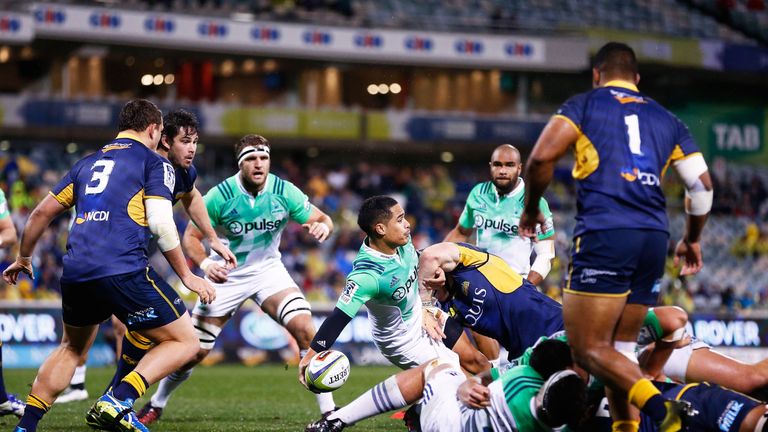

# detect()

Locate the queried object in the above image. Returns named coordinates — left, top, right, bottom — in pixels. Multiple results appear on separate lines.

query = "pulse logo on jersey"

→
left=473, top=215, right=519, bottom=236
left=391, top=266, right=418, bottom=302
left=75, top=211, right=110, bottom=225
left=228, top=219, right=282, bottom=235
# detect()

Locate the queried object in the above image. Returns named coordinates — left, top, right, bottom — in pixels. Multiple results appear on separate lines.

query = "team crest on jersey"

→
left=461, top=281, right=470, bottom=296
left=163, top=162, right=175, bottom=193
left=340, top=280, right=358, bottom=304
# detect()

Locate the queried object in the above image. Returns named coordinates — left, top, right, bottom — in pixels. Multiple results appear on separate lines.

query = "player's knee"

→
left=276, top=292, right=312, bottom=328
left=192, top=319, right=222, bottom=351
left=658, top=306, right=688, bottom=336
left=190, top=347, right=212, bottom=366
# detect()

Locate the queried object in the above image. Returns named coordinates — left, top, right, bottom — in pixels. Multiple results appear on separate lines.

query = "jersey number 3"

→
left=85, top=160, right=115, bottom=195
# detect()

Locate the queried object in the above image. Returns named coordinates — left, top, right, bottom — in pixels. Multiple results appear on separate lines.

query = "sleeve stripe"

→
left=223, top=182, right=234, bottom=199
left=354, top=258, right=385, bottom=270
left=217, top=183, right=233, bottom=200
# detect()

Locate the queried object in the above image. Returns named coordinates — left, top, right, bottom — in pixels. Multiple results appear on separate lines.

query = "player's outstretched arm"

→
left=528, top=238, right=555, bottom=285
left=302, top=205, right=333, bottom=243
left=0, top=213, right=17, bottom=249
left=3, top=194, right=68, bottom=284
left=672, top=156, right=713, bottom=276
left=298, top=307, right=353, bottom=390
left=444, top=224, right=474, bottom=243
left=180, top=187, right=235, bottom=268
left=521, top=117, right=578, bottom=238
left=183, top=223, right=229, bottom=283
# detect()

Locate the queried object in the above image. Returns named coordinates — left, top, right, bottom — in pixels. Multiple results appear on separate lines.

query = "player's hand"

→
left=3, top=256, right=33, bottom=285
left=421, top=268, right=446, bottom=291
left=302, top=222, right=331, bottom=243
left=674, top=239, right=703, bottom=276
left=298, top=355, right=317, bottom=392
left=457, top=378, right=491, bottom=409
left=518, top=210, right=541, bottom=240
left=201, top=259, right=229, bottom=284
left=422, top=307, right=446, bottom=341
left=182, top=274, right=216, bottom=304
left=209, top=238, right=236, bottom=270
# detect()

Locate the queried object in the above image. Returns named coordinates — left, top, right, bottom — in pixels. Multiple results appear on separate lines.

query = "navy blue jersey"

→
left=172, top=164, right=196, bottom=205
left=50, top=133, right=175, bottom=282
left=556, top=81, right=701, bottom=236
left=441, top=243, right=564, bottom=359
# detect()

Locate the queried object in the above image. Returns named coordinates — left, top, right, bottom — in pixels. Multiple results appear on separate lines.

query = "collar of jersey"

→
left=602, top=80, right=638, bottom=92
left=115, top=132, right=143, bottom=142
left=235, top=172, right=269, bottom=197
left=362, top=238, right=398, bottom=260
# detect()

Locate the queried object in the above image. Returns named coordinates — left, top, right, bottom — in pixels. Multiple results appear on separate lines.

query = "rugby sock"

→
left=612, top=420, right=640, bottom=432
left=16, top=394, right=50, bottom=432
left=628, top=378, right=666, bottom=423
left=107, top=332, right=151, bottom=392
left=150, top=369, right=193, bottom=408
left=112, top=371, right=148, bottom=404
left=0, top=348, right=8, bottom=403
left=70, top=365, right=86, bottom=390
left=329, top=376, right=406, bottom=425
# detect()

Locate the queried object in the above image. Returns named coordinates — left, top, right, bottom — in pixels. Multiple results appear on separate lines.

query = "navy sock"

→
left=16, top=395, right=49, bottom=432
left=642, top=394, right=668, bottom=423
left=112, top=372, right=148, bottom=404
left=106, top=335, right=149, bottom=393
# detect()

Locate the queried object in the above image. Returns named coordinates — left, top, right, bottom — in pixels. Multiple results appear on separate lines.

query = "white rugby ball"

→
left=305, top=350, right=351, bottom=393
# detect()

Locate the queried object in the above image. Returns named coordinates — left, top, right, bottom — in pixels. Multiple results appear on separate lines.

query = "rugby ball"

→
left=305, top=350, right=350, bottom=393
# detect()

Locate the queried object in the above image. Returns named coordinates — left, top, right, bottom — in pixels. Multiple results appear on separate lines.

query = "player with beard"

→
left=445, top=144, right=556, bottom=365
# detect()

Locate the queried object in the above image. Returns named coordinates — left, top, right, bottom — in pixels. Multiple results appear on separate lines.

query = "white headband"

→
left=237, top=145, right=270, bottom=165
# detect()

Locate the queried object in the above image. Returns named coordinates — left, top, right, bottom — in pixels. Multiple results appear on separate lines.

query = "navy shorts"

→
left=662, top=382, right=762, bottom=432
left=62, top=267, right=187, bottom=331
left=565, top=229, right=668, bottom=305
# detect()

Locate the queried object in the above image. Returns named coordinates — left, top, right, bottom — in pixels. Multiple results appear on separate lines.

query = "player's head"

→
left=529, top=338, right=573, bottom=379
left=118, top=99, right=163, bottom=147
left=534, top=369, right=587, bottom=428
left=489, top=144, right=521, bottom=194
left=592, top=42, right=639, bottom=88
left=161, top=109, right=199, bottom=169
left=357, top=196, right=410, bottom=246
left=235, top=134, right=271, bottom=190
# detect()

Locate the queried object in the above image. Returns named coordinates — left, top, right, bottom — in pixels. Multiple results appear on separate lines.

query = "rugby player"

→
left=520, top=42, right=713, bottom=431
left=137, top=134, right=336, bottom=424
left=298, top=197, right=490, bottom=411
left=4, top=99, right=215, bottom=432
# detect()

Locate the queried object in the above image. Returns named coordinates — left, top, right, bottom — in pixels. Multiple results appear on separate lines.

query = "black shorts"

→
left=62, top=267, right=187, bottom=331
left=664, top=381, right=762, bottom=432
left=565, top=229, right=668, bottom=305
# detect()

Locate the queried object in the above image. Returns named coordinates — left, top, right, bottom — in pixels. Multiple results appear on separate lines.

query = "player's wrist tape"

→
left=237, top=145, right=270, bottom=165
left=199, top=258, right=215, bottom=272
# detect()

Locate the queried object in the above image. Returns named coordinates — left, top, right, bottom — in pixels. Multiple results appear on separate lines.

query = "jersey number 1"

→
left=624, top=114, right=643, bottom=156
left=85, top=160, right=115, bottom=195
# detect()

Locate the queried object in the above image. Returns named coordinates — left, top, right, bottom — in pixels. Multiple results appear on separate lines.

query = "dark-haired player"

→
left=4, top=99, right=215, bottom=432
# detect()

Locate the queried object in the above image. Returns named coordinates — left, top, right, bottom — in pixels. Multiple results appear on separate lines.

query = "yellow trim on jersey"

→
left=575, top=236, right=581, bottom=253
left=50, top=184, right=75, bottom=208
left=553, top=114, right=581, bottom=134
left=125, top=330, right=153, bottom=350
left=457, top=245, right=489, bottom=267
left=145, top=268, right=180, bottom=319
left=144, top=195, right=169, bottom=200
left=563, top=288, right=630, bottom=298
left=127, top=189, right=148, bottom=227
left=674, top=383, right=699, bottom=400
left=566, top=262, right=574, bottom=291
left=662, top=148, right=704, bottom=179
left=116, top=132, right=144, bottom=142
left=603, top=80, right=639, bottom=92
left=572, top=133, right=600, bottom=180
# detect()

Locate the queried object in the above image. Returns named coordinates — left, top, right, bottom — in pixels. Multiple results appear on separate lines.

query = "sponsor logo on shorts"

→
left=579, top=268, right=618, bottom=284
left=126, top=307, right=158, bottom=326
left=718, top=400, right=743, bottom=431
left=340, top=280, right=358, bottom=304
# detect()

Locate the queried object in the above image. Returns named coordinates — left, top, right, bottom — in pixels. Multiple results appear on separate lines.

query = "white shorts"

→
left=663, top=336, right=711, bottom=382
left=379, top=328, right=460, bottom=370
left=419, top=365, right=490, bottom=432
left=192, top=260, right=298, bottom=318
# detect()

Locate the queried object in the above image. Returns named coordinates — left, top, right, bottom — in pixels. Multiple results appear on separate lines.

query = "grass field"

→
left=1, top=364, right=404, bottom=432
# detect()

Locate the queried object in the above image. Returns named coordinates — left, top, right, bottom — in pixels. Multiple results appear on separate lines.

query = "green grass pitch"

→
left=1, top=364, right=404, bottom=431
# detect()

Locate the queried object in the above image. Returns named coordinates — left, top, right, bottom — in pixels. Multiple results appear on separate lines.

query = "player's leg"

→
left=448, top=327, right=491, bottom=374
left=470, top=331, right=500, bottom=367
left=138, top=314, right=228, bottom=424
left=56, top=358, right=89, bottom=404
left=259, top=262, right=336, bottom=415
left=740, top=404, right=768, bottom=432
left=564, top=230, right=676, bottom=430
left=684, top=347, right=768, bottom=396
left=307, top=361, right=429, bottom=431
left=15, top=324, right=99, bottom=432
left=106, top=329, right=154, bottom=392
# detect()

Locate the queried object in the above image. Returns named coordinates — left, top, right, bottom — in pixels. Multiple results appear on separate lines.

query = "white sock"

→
left=70, top=365, right=87, bottom=386
left=330, top=376, right=406, bottom=425
left=316, top=392, right=336, bottom=415
left=150, top=369, right=193, bottom=408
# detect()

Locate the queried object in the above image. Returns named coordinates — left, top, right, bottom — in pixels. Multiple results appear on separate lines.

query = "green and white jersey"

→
left=336, top=238, right=421, bottom=353
left=487, top=365, right=551, bottom=432
left=203, top=173, right=311, bottom=271
left=458, top=178, right=554, bottom=276
left=0, top=189, right=9, bottom=219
